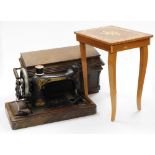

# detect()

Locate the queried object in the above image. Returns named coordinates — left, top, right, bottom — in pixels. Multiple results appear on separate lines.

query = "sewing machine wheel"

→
left=15, top=68, right=29, bottom=100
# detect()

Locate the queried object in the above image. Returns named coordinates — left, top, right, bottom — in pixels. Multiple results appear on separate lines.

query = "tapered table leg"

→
left=80, top=42, right=88, bottom=96
left=108, top=52, right=117, bottom=121
left=137, top=46, right=148, bottom=110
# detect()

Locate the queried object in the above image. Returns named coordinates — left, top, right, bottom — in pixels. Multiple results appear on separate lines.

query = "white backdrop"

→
left=0, top=21, right=155, bottom=154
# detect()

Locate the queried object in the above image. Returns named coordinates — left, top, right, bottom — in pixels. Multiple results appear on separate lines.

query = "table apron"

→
left=112, top=39, right=150, bottom=52
left=76, top=35, right=111, bottom=51
left=76, top=35, right=150, bottom=53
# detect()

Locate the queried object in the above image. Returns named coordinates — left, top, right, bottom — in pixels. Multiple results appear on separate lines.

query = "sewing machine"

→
left=5, top=63, right=96, bottom=129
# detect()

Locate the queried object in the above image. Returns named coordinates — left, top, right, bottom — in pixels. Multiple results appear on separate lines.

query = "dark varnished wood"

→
left=21, top=45, right=99, bottom=67
left=20, top=45, right=104, bottom=94
left=5, top=96, right=96, bottom=130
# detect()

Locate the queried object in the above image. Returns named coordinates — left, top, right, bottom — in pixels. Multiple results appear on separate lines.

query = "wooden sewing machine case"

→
left=19, top=45, right=104, bottom=94
left=5, top=45, right=104, bottom=129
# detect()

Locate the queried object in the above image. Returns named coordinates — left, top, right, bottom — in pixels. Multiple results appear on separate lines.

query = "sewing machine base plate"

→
left=5, top=97, right=96, bottom=130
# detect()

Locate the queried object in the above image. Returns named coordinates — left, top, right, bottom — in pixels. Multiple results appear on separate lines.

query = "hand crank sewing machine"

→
left=5, top=45, right=104, bottom=129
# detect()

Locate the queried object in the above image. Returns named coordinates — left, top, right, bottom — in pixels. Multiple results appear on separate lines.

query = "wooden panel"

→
left=21, top=45, right=99, bottom=67
left=76, top=35, right=111, bottom=51
left=76, top=35, right=150, bottom=53
left=112, top=39, right=150, bottom=52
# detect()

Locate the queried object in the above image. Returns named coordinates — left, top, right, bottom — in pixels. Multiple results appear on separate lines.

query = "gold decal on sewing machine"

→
left=50, top=77, right=66, bottom=81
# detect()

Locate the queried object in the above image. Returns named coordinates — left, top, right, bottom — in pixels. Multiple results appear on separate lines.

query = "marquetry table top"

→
left=75, top=26, right=153, bottom=45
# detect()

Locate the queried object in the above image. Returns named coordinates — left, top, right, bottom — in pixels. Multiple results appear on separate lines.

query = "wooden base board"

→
left=5, top=97, right=96, bottom=130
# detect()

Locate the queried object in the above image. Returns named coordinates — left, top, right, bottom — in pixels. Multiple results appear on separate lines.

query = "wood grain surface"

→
left=75, top=26, right=153, bottom=45
left=21, top=45, right=99, bottom=67
left=5, top=96, right=96, bottom=130
left=75, top=25, right=153, bottom=121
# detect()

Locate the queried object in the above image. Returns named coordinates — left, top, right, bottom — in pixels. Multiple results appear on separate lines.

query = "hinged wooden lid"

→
left=20, top=45, right=100, bottom=67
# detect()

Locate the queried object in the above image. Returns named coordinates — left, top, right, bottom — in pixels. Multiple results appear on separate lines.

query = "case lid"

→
left=20, top=45, right=100, bottom=67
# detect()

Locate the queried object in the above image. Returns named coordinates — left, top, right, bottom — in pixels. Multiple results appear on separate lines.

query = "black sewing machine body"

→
left=13, top=64, right=83, bottom=114
left=30, top=65, right=82, bottom=107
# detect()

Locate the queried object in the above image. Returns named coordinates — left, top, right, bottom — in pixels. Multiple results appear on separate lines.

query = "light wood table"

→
left=75, top=26, right=153, bottom=121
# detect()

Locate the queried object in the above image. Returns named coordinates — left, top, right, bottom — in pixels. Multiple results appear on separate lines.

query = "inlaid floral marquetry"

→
left=75, top=25, right=153, bottom=121
left=75, top=26, right=152, bottom=45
